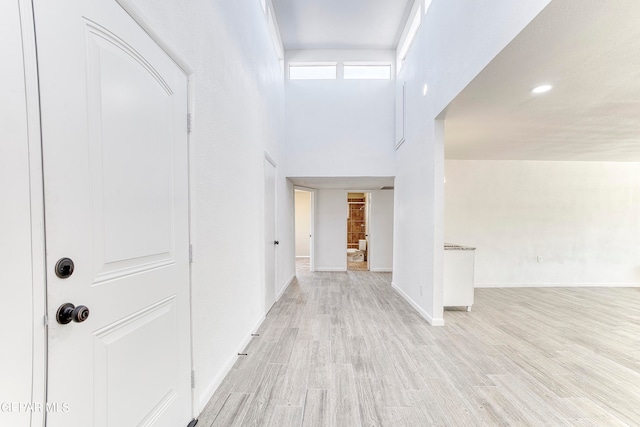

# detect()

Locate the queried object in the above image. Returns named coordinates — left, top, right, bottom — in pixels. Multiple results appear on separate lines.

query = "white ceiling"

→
left=444, top=0, right=640, bottom=162
left=289, top=177, right=394, bottom=190
left=271, top=0, right=413, bottom=50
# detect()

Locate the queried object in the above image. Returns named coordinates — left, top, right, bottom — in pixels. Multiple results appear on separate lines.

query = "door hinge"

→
left=191, top=370, right=196, bottom=388
left=189, top=244, right=193, bottom=263
left=43, top=315, right=48, bottom=326
left=187, top=113, right=193, bottom=133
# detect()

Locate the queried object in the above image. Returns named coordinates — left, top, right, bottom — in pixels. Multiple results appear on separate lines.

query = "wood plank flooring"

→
left=347, top=261, right=368, bottom=271
left=198, top=263, right=640, bottom=426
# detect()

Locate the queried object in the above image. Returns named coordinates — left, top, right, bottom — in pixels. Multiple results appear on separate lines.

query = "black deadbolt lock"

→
left=55, top=258, right=74, bottom=279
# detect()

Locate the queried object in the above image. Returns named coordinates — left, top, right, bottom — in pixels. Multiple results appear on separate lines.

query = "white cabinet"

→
left=443, top=244, right=476, bottom=311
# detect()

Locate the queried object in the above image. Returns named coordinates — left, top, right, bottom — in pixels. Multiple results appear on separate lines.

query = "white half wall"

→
left=369, top=190, right=394, bottom=272
left=294, top=190, right=311, bottom=257
left=445, top=160, right=640, bottom=287
left=315, top=189, right=347, bottom=271
left=393, top=0, right=552, bottom=324
left=285, top=50, right=396, bottom=178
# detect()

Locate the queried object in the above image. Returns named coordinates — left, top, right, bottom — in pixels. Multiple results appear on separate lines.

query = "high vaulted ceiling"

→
left=271, top=0, right=413, bottom=50
left=444, top=0, right=640, bottom=161
left=271, top=0, right=640, bottom=162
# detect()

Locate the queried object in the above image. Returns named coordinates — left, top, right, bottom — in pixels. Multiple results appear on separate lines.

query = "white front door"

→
left=264, top=157, right=277, bottom=312
left=34, top=0, right=192, bottom=425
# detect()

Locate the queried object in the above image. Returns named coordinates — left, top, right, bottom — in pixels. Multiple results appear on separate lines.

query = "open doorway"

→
left=294, top=188, right=313, bottom=273
left=347, top=192, right=369, bottom=271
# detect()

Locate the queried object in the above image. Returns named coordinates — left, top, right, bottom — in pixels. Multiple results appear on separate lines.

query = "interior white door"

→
left=34, top=0, right=192, bottom=425
left=264, top=158, right=277, bottom=312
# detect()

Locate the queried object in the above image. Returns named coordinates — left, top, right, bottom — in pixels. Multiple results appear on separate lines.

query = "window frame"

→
left=288, top=62, right=338, bottom=80
left=343, top=62, right=392, bottom=80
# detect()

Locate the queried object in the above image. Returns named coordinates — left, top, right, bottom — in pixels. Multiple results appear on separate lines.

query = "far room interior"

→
left=346, top=192, right=369, bottom=271
left=290, top=177, right=395, bottom=274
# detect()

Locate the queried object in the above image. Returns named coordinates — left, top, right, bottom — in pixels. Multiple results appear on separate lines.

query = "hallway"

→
left=197, top=268, right=640, bottom=426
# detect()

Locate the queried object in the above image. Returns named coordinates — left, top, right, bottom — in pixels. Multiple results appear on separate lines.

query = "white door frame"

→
left=294, top=186, right=316, bottom=272
left=310, top=189, right=316, bottom=272
left=346, top=190, right=372, bottom=271
left=264, top=152, right=278, bottom=313
left=366, top=191, right=372, bottom=271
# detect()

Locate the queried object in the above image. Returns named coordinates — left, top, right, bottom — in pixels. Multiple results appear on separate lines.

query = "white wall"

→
left=285, top=50, right=396, bottom=178
left=369, top=190, right=394, bottom=272
left=315, top=190, right=347, bottom=271
left=295, top=190, right=311, bottom=257
left=445, top=160, right=640, bottom=287
left=392, top=0, right=552, bottom=325
left=125, top=0, right=290, bottom=413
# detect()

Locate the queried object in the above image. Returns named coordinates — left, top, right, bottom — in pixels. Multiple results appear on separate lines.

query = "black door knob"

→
left=73, top=305, right=90, bottom=323
left=274, top=241, right=279, bottom=245
left=56, top=303, right=90, bottom=324
left=55, top=258, right=74, bottom=278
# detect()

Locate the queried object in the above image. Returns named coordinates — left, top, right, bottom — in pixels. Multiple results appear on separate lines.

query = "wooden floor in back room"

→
left=196, top=261, right=640, bottom=426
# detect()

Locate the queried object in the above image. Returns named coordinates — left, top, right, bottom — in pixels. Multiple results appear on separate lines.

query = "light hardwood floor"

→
left=197, top=264, right=640, bottom=426
left=347, top=261, right=368, bottom=271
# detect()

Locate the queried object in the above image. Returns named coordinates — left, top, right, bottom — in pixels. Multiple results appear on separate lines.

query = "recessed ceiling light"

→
left=422, top=84, right=428, bottom=96
left=531, top=84, right=552, bottom=94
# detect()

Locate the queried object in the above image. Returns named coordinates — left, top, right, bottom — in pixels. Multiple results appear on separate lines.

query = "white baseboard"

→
left=391, top=282, right=444, bottom=326
left=314, top=267, right=347, bottom=272
left=196, top=314, right=265, bottom=414
left=276, top=273, right=295, bottom=301
left=431, top=317, right=445, bottom=326
left=475, top=283, right=640, bottom=288
left=371, top=268, right=392, bottom=272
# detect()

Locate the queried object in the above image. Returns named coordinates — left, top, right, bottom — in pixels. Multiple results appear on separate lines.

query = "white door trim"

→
left=264, top=151, right=277, bottom=168
left=264, top=154, right=278, bottom=312
left=345, top=190, right=372, bottom=271
left=309, top=189, right=316, bottom=272
left=293, top=186, right=316, bottom=272
left=366, top=191, right=372, bottom=271
left=16, top=0, right=48, bottom=424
